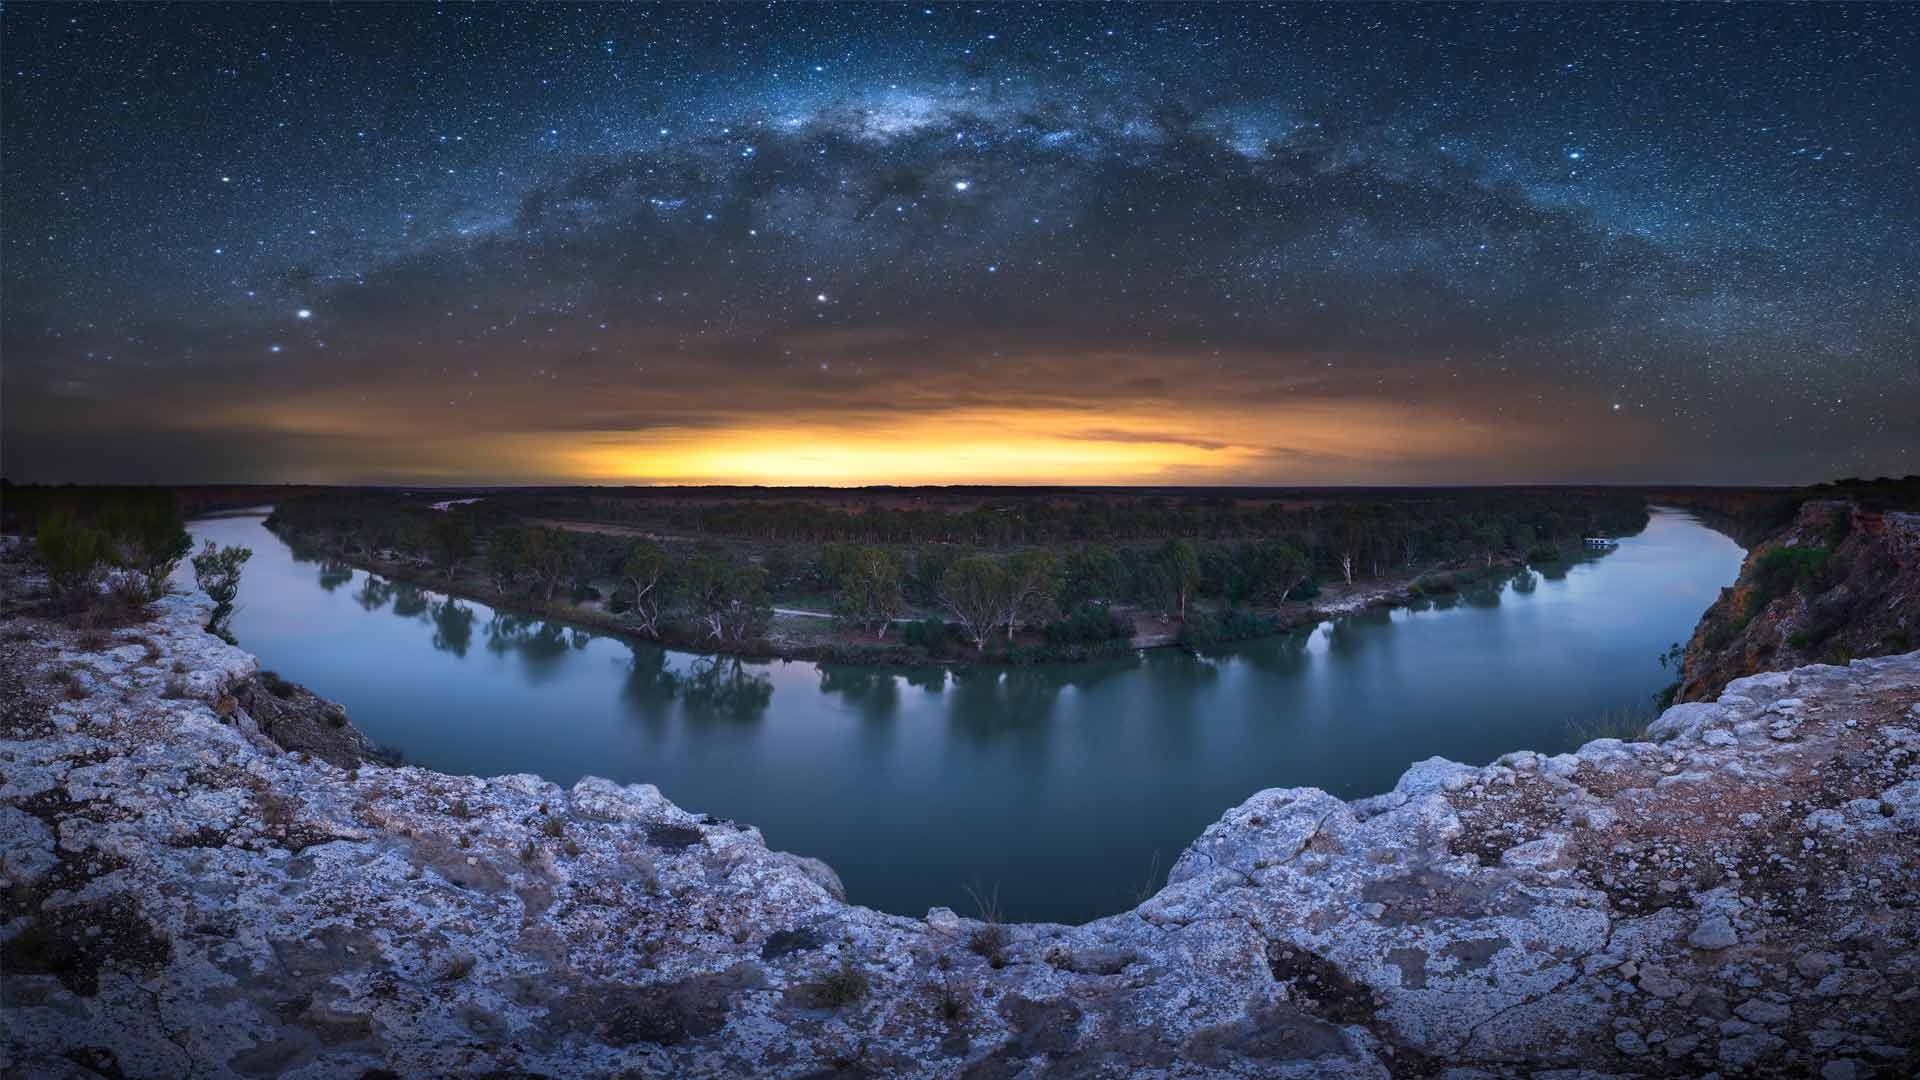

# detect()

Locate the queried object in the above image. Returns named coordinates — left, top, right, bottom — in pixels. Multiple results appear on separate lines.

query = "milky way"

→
left=3, top=3, right=1915, bottom=484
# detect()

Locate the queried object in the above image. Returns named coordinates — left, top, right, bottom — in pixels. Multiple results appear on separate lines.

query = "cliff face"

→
left=4, top=587, right=1920, bottom=1076
left=1680, top=499, right=1920, bottom=702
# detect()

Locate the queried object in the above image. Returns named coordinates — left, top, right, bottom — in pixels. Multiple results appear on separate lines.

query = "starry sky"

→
left=3, top=3, right=1916, bottom=486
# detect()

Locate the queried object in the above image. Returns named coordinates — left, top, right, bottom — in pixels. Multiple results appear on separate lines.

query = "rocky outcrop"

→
left=1680, top=499, right=1920, bottom=702
left=3, top=592, right=1918, bottom=1077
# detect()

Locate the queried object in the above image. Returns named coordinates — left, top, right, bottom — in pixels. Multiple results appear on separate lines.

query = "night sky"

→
left=3, top=3, right=1915, bottom=486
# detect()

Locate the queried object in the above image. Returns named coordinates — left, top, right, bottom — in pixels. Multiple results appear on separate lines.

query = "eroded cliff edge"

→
left=3, top=593, right=1918, bottom=1077
left=1679, top=498, right=1920, bottom=703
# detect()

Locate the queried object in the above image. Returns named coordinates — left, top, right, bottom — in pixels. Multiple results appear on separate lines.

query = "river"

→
left=185, top=506, right=1742, bottom=924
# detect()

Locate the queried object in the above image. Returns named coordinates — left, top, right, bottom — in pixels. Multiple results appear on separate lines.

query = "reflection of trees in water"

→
left=1508, top=568, right=1539, bottom=594
left=818, top=665, right=898, bottom=724
left=1533, top=547, right=1608, bottom=582
left=430, top=598, right=475, bottom=657
left=355, top=575, right=395, bottom=612
left=902, top=666, right=947, bottom=694
left=392, top=583, right=430, bottom=619
left=1053, top=653, right=1140, bottom=693
left=1462, top=580, right=1504, bottom=608
left=680, top=656, right=772, bottom=725
left=947, top=667, right=1061, bottom=740
left=318, top=559, right=354, bottom=592
left=484, top=612, right=579, bottom=682
left=1235, top=628, right=1311, bottom=675
left=614, top=648, right=772, bottom=726
left=619, top=645, right=679, bottom=727
left=284, top=538, right=326, bottom=565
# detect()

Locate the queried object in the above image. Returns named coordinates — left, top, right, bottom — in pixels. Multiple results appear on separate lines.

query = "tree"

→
left=1331, top=519, right=1365, bottom=586
left=1244, top=538, right=1310, bottom=606
left=620, top=541, right=670, bottom=636
left=36, top=510, right=109, bottom=599
left=427, top=515, right=472, bottom=580
left=99, top=493, right=191, bottom=600
left=940, top=556, right=1013, bottom=651
left=1473, top=523, right=1503, bottom=569
left=1153, top=538, right=1200, bottom=620
left=1002, top=548, right=1059, bottom=639
left=1062, top=544, right=1124, bottom=609
left=484, top=527, right=524, bottom=591
left=909, top=544, right=958, bottom=605
left=681, top=555, right=770, bottom=642
left=523, top=527, right=569, bottom=602
left=833, top=547, right=906, bottom=637
left=191, top=541, right=252, bottom=634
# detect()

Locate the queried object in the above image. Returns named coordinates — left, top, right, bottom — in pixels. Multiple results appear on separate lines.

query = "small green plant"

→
left=540, top=815, right=565, bottom=837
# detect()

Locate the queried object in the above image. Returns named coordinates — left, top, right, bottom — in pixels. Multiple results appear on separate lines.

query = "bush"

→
left=1177, top=608, right=1276, bottom=648
left=191, top=541, right=253, bottom=607
left=259, top=670, right=297, bottom=698
left=1043, top=606, right=1132, bottom=646
left=805, top=960, right=871, bottom=1008
left=901, top=618, right=957, bottom=652
left=36, top=510, right=109, bottom=598
left=1745, top=545, right=1831, bottom=616
left=1284, top=578, right=1319, bottom=601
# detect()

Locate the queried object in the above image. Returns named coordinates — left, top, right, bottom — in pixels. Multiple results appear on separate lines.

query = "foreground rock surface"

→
left=3, top=593, right=1918, bottom=1078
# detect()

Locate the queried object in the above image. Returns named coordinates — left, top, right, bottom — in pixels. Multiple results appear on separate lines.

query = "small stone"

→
left=1689, top=915, right=1739, bottom=951
left=1794, top=951, right=1840, bottom=980
left=1614, top=1030, right=1649, bottom=1056
left=1821, top=1061, right=1858, bottom=1080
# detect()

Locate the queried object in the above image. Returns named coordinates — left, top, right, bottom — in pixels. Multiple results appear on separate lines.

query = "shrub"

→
left=1043, top=606, right=1132, bottom=645
left=191, top=541, right=253, bottom=607
left=806, top=960, right=871, bottom=1008
left=901, top=618, right=957, bottom=652
left=1526, top=542, right=1564, bottom=563
left=36, top=510, right=108, bottom=599
left=1745, top=545, right=1831, bottom=616
left=259, top=670, right=297, bottom=698
left=1176, top=608, right=1276, bottom=648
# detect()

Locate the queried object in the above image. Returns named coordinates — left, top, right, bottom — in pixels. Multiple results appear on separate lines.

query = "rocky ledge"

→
left=2, top=593, right=1918, bottom=1079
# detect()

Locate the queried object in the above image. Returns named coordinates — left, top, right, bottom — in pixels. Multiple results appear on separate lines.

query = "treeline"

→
left=491, top=489, right=1651, bottom=550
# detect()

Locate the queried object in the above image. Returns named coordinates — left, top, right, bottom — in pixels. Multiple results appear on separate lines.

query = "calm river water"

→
left=187, top=507, right=1742, bottom=923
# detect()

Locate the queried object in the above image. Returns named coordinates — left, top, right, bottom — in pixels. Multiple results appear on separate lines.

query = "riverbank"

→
left=264, top=515, right=1549, bottom=668
left=3, top=552, right=1916, bottom=1075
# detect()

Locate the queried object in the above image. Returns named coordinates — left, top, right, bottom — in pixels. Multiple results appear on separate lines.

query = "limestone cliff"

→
left=3, top=588, right=1918, bottom=1076
left=1680, top=498, right=1920, bottom=702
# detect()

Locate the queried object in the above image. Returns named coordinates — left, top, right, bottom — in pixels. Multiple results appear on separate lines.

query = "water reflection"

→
left=680, top=656, right=773, bottom=724
left=188, top=507, right=1744, bottom=924
left=355, top=575, right=395, bottom=612
left=818, top=665, right=900, bottom=724
left=430, top=598, right=476, bottom=658
left=318, top=559, right=355, bottom=592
